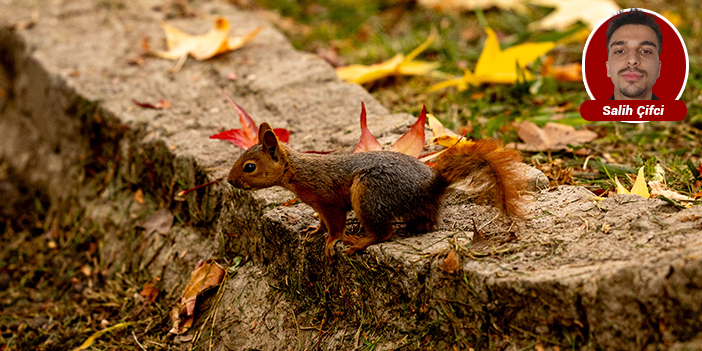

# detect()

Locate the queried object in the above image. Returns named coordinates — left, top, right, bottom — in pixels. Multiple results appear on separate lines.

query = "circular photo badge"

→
left=582, top=8, right=689, bottom=101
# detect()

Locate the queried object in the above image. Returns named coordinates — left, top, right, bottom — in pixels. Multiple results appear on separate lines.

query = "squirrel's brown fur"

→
left=228, top=122, right=527, bottom=261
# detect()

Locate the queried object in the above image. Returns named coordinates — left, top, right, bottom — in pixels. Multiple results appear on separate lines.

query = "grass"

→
left=247, top=0, right=702, bottom=197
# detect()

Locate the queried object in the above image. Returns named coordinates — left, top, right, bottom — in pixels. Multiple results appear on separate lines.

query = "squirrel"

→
left=227, top=122, right=527, bottom=261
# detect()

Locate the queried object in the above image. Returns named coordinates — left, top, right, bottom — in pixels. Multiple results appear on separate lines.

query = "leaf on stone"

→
left=140, top=208, right=174, bottom=236
left=390, top=105, right=427, bottom=158
left=209, top=90, right=290, bottom=150
left=353, top=102, right=382, bottom=153
left=132, top=99, right=170, bottom=110
left=418, top=0, right=527, bottom=12
left=154, top=17, right=262, bottom=61
left=541, top=56, right=582, bottom=82
left=528, top=0, right=621, bottom=31
left=170, top=261, right=225, bottom=335
left=336, top=35, right=439, bottom=85
left=511, top=121, right=597, bottom=152
left=430, top=28, right=554, bottom=91
left=440, top=250, right=460, bottom=274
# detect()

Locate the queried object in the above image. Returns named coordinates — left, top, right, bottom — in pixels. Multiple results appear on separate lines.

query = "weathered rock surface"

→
left=1, top=1, right=702, bottom=350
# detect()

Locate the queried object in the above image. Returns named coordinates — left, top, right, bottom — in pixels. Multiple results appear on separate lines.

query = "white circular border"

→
left=582, top=8, right=690, bottom=101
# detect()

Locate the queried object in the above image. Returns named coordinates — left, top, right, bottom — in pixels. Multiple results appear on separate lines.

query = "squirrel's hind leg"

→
left=344, top=221, right=393, bottom=256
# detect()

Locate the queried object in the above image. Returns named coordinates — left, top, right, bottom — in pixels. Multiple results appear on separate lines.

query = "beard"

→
left=617, top=68, right=649, bottom=98
left=618, top=83, right=647, bottom=98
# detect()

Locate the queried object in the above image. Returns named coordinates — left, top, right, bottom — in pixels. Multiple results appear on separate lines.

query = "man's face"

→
left=606, top=24, right=661, bottom=100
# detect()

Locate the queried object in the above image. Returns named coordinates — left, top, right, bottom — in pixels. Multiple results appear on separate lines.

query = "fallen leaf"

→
left=132, top=99, right=170, bottom=110
left=430, top=28, right=554, bottom=91
left=418, top=0, right=527, bottom=12
left=511, top=121, right=597, bottom=151
left=390, top=105, right=427, bottom=158
left=134, top=189, right=144, bottom=204
left=528, top=0, right=621, bottom=31
left=140, top=282, right=159, bottom=304
left=170, top=261, right=225, bottom=334
left=630, top=167, right=650, bottom=199
left=541, top=56, right=582, bottom=82
left=649, top=180, right=694, bottom=203
left=154, top=17, right=262, bottom=61
left=72, top=322, right=133, bottom=351
left=353, top=102, right=383, bottom=153
left=440, top=250, right=460, bottom=274
left=209, top=90, right=290, bottom=149
left=140, top=209, right=174, bottom=236
left=336, top=35, right=440, bottom=85
left=615, top=167, right=649, bottom=199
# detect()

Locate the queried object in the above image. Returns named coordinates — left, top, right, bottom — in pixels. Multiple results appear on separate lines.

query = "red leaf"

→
left=390, top=105, right=426, bottom=157
left=353, top=102, right=382, bottom=153
left=209, top=129, right=257, bottom=149
left=698, top=161, right=702, bottom=178
left=132, top=99, right=170, bottom=110
left=272, top=128, right=290, bottom=143
left=222, top=88, right=258, bottom=142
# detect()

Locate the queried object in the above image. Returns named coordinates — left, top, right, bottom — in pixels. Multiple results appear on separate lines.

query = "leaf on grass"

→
left=154, top=17, right=262, bottom=61
left=649, top=180, right=694, bottom=204
left=72, top=322, right=132, bottom=351
left=353, top=102, right=383, bottom=153
left=511, top=121, right=597, bottom=151
left=170, top=261, right=225, bottom=334
left=430, top=28, right=554, bottom=91
left=541, top=56, right=582, bottom=82
left=440, top=250, right=460, bottom=274
left=209, top=90, right=290, bottom=149
left=615, top=167, right=649, bottom=198
left=140, top=282, right=159, bottom=304
left=132, top=99, right=170, bottom=110
left=337, top=35, right=439, bottom=85
left=418, top=0, right=527, bottom=11
left=134, top=189, right=144, bottom=204
left=528, top=0, right=621, bottom=31
left=139, top=209, right=174, bottom=236
left=390, top=105, right=427, bottom=158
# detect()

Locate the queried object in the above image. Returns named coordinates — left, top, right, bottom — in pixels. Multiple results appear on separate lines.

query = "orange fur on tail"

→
left=433, top=139, right=527, bottom=219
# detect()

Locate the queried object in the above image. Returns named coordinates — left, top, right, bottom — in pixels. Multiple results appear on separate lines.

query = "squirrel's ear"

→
left=261, top=128, right=280, bottom=160
left=258, top=122, right=272, bottom=144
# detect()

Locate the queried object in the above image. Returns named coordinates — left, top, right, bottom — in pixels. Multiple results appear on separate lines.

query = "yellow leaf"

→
left=72, top=323, right=133, bottom=351
left=418, top=0, right=527, bottom=12
left=528, top=0, right=621, bottom=31
left=630, top=167, right=650, bottom=199
left=337, top=35, right=438, bottom=84
left=336, top=54, right=404, bottom=85
left=430, top=28, right=554, bottom=91
left=155, top=17, right=261, bottom=61
left=476, top=28, right=555, bottom=83
left=614, top=176, right=629, bottom=195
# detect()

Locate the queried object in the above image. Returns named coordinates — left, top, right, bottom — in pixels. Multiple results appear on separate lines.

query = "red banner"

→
left=580, top=100, right=687, bottom=122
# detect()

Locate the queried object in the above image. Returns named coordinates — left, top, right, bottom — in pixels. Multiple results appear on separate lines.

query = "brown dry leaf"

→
left=134, top=189, right=144, bottom=204
left=542, top=56, right=582, bottom=82
left=511, top=121, right=597, bottom=152
left=140, top=282, right=159, bottom=304
left=140, top=209, right=174, bottom=236
left=169, top=261, right=225, bottom=334
left=649, top=180, right=694, bottom=205
left=154, top=17, right=262, bottom=61
left=440, top=250, right=460, bottom=274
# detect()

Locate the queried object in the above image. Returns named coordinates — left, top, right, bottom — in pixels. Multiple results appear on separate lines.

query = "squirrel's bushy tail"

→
left=433, top=139, right=526, bottom=219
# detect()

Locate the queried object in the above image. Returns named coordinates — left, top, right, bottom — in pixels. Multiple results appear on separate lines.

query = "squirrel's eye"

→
left=243, top=163, right=256, bottom=173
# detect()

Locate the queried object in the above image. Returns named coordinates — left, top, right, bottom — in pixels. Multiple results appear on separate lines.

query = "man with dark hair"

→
left=606, top=9, right=662, bottom=100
